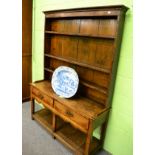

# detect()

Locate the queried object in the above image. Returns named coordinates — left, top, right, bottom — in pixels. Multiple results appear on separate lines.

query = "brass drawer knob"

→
left=66, top=111, right=73, bottom=117
left=39, top=94, right=44, bottom=100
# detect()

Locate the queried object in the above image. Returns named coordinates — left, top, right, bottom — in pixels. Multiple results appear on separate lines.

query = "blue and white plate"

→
left=51, top=66, right=79, bottom=98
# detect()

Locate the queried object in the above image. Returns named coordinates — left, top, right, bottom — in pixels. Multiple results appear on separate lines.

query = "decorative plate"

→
left=51, top=66, right=79, bottom=98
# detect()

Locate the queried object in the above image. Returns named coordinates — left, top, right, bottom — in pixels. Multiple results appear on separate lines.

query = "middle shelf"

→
left=45, top=30, right=116, bottom=39
left=44, top=67, right=108, bottom=95
left=44, top=54, right=111, bottom=74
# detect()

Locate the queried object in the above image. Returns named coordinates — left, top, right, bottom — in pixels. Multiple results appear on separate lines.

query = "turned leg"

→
left=84, top=120, right=93, bottom=155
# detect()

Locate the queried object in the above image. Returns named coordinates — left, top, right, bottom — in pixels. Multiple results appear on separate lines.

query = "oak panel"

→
left=98, top=19, right=117, bottom=36
left=61, top=36, right=78, bottom=60
left=93, top=70, right=110, bottom=88
left=79, top=85, right=107, bottom=105
left=50, top=36, right=62, bottom=56
left=77, top=38, right=96, bottom=65
left=51, top=19, right=65, bottom=32
left=80, top=19, right=99, bottom=35
left=95, top=39, right=114, bottom=69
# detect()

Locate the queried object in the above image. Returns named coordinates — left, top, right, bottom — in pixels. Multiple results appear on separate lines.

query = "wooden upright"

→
left=30, top=5, right=128, bottom=155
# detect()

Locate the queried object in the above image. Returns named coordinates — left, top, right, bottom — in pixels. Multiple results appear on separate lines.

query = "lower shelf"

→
left=33, top=108, right=54, bottom=134
left=55, top=124, right=101, bottom=154
left=33, top=108, right=101, bottom=154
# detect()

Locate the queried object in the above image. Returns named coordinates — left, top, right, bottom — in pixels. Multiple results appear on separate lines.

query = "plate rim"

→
left=51, top=66, right=79, bottom=98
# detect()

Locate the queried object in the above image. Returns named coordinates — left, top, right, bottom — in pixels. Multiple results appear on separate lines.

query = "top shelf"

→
left=45, top=54, right=111, bottom=74
left=45, top=31, right=115, bottom=39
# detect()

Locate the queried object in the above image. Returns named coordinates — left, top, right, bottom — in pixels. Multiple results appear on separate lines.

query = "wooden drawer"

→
left=54, top=101, right=89, bottom=130
left=32, top=87, right=53, bottom=107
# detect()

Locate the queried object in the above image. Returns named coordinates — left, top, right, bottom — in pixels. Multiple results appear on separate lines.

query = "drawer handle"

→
left=66, top=111, right=73, bottom=117
left=39, top=94, right=44, bottom=100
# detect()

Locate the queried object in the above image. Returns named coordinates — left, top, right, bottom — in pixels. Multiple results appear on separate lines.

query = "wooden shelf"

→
left=80, top=80, right=108, bottom=95
left=32, top=108, right=65, bottom=133
left=45, top=30, right=116, bottom=39
left=32, top=108, right=54, bottom=134
left=44, top=67, right=53, bottom=73
left=55, top=123, right=101, bottom=154
left=44, top=54, right=111, bottom=74
left=44, top=67, right=108, bottom=95
left=33, top=108, right=101, bottom=154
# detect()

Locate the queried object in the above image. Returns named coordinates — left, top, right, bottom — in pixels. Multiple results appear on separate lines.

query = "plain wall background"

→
left=32, top=1, right=133, bottom=155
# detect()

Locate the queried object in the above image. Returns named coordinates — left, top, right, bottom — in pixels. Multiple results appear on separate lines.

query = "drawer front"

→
left=32, top=87, right=53, bottom=106
left=54, top=101, right=89, bottom=130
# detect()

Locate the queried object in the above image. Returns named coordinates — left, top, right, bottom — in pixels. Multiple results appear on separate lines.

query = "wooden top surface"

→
left=31, top=80, right=108, bottom=119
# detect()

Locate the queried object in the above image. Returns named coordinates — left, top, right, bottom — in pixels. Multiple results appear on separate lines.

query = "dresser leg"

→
left=52, top=114, right=56, bottom=131
left=52, top=114, right=56, bottom=139
left=75, top=150, right=82, bottom=155
left=84, top=121, right=93, bottom=155
left=31, top=98, right=35, bottom=120
left=100, top=120, right=108, bottom=146
left=85, top=135, right=91, bottom=155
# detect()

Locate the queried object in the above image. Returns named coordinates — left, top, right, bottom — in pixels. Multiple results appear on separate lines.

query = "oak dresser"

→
left=30, top=5, right=128, bottom=155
